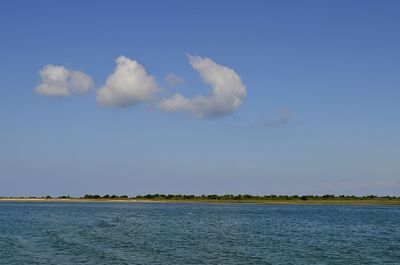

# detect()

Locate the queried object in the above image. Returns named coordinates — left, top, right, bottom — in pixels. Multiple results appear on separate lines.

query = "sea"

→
left=0, top=202, right=399, bottom=264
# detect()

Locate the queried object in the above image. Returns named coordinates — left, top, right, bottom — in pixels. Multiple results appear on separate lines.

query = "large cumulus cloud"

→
left=159, top=55, right=246, bottom=118
left=96, top=56, right=158, bottom=107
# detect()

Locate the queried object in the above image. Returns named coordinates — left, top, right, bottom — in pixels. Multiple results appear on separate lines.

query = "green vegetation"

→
left=1, top=194, right=399, bottom=205
left=76, top=194, right=400, bottom=204
left=83, top=194, right=128, bottom=199
left=131, top=194, right=400, bottom=202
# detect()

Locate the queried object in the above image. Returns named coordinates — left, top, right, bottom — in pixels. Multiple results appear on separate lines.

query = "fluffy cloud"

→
left=35, top=65, right=94, bottom=96
left=96, top=56, right=158, bottom=107
left=159, top=55, right=246, bottom=118
left=165, top=73, right=184, bottom=87
left=36, top=55, right=247, bottom=118
left=159, top=93, right=193, bottom=112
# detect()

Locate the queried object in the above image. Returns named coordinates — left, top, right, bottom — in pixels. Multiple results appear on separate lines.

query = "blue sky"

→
left=0, top=0, right=399, bottom=196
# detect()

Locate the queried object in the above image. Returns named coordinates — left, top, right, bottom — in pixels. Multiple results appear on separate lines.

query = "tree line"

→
left=5, top=194, right=397, bottom=200
left=73, top=194, right=400, bottom=201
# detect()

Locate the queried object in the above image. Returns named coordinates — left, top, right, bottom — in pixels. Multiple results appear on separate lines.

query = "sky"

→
left=0, top=0, right=399, bottom=197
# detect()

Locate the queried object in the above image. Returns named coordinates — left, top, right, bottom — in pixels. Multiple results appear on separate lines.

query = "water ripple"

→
left=0, top=203, right=399, bottom=264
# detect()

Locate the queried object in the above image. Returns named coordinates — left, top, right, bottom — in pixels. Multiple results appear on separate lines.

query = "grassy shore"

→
left=1, top=197, right=400, bottom=205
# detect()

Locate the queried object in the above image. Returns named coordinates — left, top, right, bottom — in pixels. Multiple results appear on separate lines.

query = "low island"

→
left=1, top=194, right=400, bottom=205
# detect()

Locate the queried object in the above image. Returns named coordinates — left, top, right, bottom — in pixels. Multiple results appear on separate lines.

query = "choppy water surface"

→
left=0, top=202, right=399, bottom=264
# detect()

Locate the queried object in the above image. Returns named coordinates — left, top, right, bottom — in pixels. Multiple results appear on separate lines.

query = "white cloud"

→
left=96, top=56, right=158, bottom=107
left=36, top=55, right=247, bottom=118
left=69, top=71, right=95, bottom=94
left=165, top=73, right=184, bottom=87
left=159, top=93, right=193, bottom=112
left=35, top=65, right=94, bottom=96
left=159, top=55, right=246, bottom=118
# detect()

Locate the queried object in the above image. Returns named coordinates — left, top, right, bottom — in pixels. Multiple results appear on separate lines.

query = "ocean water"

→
left=0, top=202, right=399, bottom=265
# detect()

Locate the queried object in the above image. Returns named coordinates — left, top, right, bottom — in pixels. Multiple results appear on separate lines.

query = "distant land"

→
left=1, top=194, right=400, bottom=205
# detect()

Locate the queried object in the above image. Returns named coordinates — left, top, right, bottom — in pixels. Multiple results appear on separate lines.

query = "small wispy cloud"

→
left=35, top=65, right=93, bottom=96
left=96, top=56, right=159, bottom=107
left=259, top=108, right=293, bottom=128
left=222, top=107, right=296, bottom=130
left=165, top=73, right=184, bottom=87
left=159, top=55, right=247, bottom=118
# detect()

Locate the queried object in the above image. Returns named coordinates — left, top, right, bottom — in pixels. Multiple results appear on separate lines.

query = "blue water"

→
left=0, top=202, right=399, bottom=264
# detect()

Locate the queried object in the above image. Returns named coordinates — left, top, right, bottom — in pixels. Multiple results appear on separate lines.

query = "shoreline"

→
left=1, top=198, right=400, bottom=206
